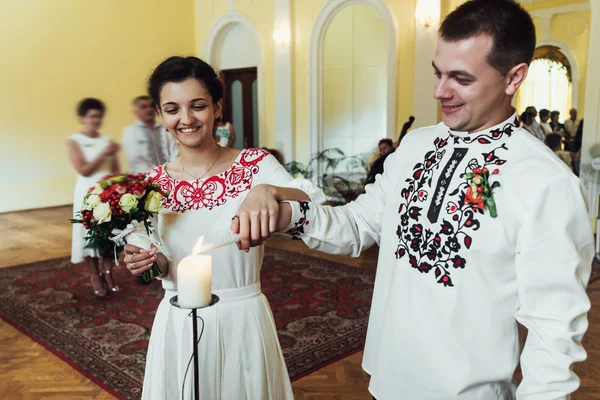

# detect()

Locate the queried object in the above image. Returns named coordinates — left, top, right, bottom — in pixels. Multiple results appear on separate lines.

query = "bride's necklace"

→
left=180, top=147, right=221, bottom=181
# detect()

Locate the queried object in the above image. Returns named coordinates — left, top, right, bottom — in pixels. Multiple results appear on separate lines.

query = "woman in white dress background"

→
left=123, top=56, right=323, bottom=399
left=67, top=98, right=121, bottom=297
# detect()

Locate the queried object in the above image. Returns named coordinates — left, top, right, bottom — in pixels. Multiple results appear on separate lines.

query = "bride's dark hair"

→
left=148, top=56, right=224, bottom=107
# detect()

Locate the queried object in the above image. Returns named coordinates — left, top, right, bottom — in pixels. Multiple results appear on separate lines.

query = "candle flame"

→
left=192, top=232, right=242, bottom=255
left=192, top=235, right=205, bottom=256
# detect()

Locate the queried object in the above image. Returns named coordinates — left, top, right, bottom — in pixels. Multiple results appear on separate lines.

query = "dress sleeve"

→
left=514, top=175, right=594, bottom=399
left=255, top=150, right=326, bottom=204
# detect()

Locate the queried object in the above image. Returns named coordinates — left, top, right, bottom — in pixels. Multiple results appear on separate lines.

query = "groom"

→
left=234, top=0, right=594, bottom=399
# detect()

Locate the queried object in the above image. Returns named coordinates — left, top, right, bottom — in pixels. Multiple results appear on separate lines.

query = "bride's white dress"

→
left=143, top=148, right=323, bottom=400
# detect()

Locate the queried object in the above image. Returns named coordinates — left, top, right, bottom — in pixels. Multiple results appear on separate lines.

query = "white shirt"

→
left=564, top=119, right=580, bottom=137
left=530, top=120, right=546, bottom=141
left=285, top=114, right=593, bottom=399
left=540, top=121, right=552, bottom=135
left=122, top=121, right=179, bottom=174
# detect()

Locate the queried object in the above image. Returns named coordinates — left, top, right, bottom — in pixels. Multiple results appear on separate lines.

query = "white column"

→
left=413, top=0, right=441, bottom=129
left=273, top=0, right=293, bottom=162
left=581, top=1, right=600, bottom=169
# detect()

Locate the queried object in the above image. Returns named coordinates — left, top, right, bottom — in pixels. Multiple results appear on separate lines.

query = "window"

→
left=517, top=46, right=572, bottom=119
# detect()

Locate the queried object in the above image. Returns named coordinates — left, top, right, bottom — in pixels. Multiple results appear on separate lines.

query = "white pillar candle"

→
left=177, top=254, right=212, bottom=308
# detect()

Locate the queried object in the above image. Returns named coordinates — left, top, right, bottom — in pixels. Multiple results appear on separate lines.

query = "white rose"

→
left=91, top=185, right=103, bottom=195
left=119, top=193, right=138, bottom=213
left=144, top=190, right=163, bottom=213
left=93, top=202, right=112, bottom=224
left=86, top=194, right=101, bottom=209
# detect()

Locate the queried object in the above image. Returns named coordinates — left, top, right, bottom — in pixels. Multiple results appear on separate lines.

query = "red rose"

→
left=465, top=186, right=484, bottom=210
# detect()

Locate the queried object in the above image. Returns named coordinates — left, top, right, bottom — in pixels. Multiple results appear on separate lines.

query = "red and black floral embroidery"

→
left=449, top=117, right=519, bottom=145
left=148, top=149, right=268, bottom=213
left=395, top=136, right=508, bottom=287
left=286, top=201, right=311, bottom=240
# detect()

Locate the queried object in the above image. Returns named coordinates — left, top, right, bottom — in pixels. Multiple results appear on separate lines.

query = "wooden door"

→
left=219, top=67, right=258, bottom=149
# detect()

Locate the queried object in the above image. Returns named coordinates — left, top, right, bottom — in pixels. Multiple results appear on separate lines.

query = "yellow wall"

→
left=293, top=0, right=416, bottom=162
left=517, top=7, right=591, bottom=115
left=322, top=4, right=387, bottom=157
left=0, top=0, right=195, bottom=213
left=522, top=0, right=588, bottom=11
left=547, top=10, right=590, bottom=114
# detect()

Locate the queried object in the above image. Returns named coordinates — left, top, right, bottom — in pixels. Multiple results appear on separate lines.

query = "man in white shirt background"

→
left=121, top=95, right=179, bottom=284
left=232, top=0, right=594, bottom=398
left=564, top=108, right=580, bottom=137
left=564, top=108, right=580, bottom=151
left=122, top=95, right=179, bottom=175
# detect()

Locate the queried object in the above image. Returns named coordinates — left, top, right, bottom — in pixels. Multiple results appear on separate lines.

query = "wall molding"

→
left=309, top=0, right=398, bottom=156
left=274, top=0, right=293, bottom=162
left=204, top=12, right=266, bottom=148
left=528, top=2, right=590, bottom=19
left=536, top=38, right=580, bottom=109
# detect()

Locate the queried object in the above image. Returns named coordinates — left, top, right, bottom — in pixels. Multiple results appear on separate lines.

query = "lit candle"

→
left=177, top=254, right=212, bottom=308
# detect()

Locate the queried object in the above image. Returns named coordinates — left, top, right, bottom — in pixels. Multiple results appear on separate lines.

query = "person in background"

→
left=572, top=119, right=584, bottom=176
left=215, top=116, right=236, bottom=148
left=520, top=111, right=535, bottom=136
left=525, top=106, right=545, bottom=141
left=564, top=108, right=580, bottom=138
left=122, top=95, right=180, bottom=284
left=563, top=108, right=579, bottom=152
left=539, top=108, right=552, bottom=134
left=545, top=133, right=573, bottom=171
left=67, top=98, right=121, bottom=297
left=366, top=138, right=395, bottom=184
left=549, top=110, right=565, bottom=134
left=396, top=115, right=415, bottom=147
left=122, top=95, right=179, bottom=175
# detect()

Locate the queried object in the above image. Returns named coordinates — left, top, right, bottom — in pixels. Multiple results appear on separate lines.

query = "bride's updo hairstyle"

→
left=148, top=56, right=224, bottom=107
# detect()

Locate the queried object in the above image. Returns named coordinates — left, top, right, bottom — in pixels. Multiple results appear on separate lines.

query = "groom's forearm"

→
left=270, top=186, right=310, bottom=233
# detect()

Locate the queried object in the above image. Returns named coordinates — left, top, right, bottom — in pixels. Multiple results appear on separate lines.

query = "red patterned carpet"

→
left=0, top=249, right=375, bottom=400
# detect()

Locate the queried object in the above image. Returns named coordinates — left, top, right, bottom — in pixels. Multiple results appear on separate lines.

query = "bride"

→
left=123, top=56, right=323, bottom=399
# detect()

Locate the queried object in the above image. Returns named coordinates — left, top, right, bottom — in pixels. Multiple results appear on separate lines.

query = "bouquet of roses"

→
left=71, top=173, right=168, bottom=281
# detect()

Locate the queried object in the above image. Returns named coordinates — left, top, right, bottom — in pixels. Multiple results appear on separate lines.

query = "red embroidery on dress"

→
left=148, top=149, right=268, bottom=213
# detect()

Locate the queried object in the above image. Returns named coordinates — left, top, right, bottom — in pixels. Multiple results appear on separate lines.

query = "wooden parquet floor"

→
left=0, top=206, right=598, bottom=399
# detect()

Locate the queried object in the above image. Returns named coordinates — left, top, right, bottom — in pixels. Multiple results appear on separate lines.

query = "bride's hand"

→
left=123, top=244, right=158, bottom=276
left=232, top=184, right=280, bottom=251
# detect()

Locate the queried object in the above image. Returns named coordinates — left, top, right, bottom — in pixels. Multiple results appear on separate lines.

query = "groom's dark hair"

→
left=439, top=0, right=536, bottom=74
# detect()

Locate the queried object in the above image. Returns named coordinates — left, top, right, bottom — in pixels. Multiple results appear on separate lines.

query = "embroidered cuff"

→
left=282, top=201, right=312, bottom=240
